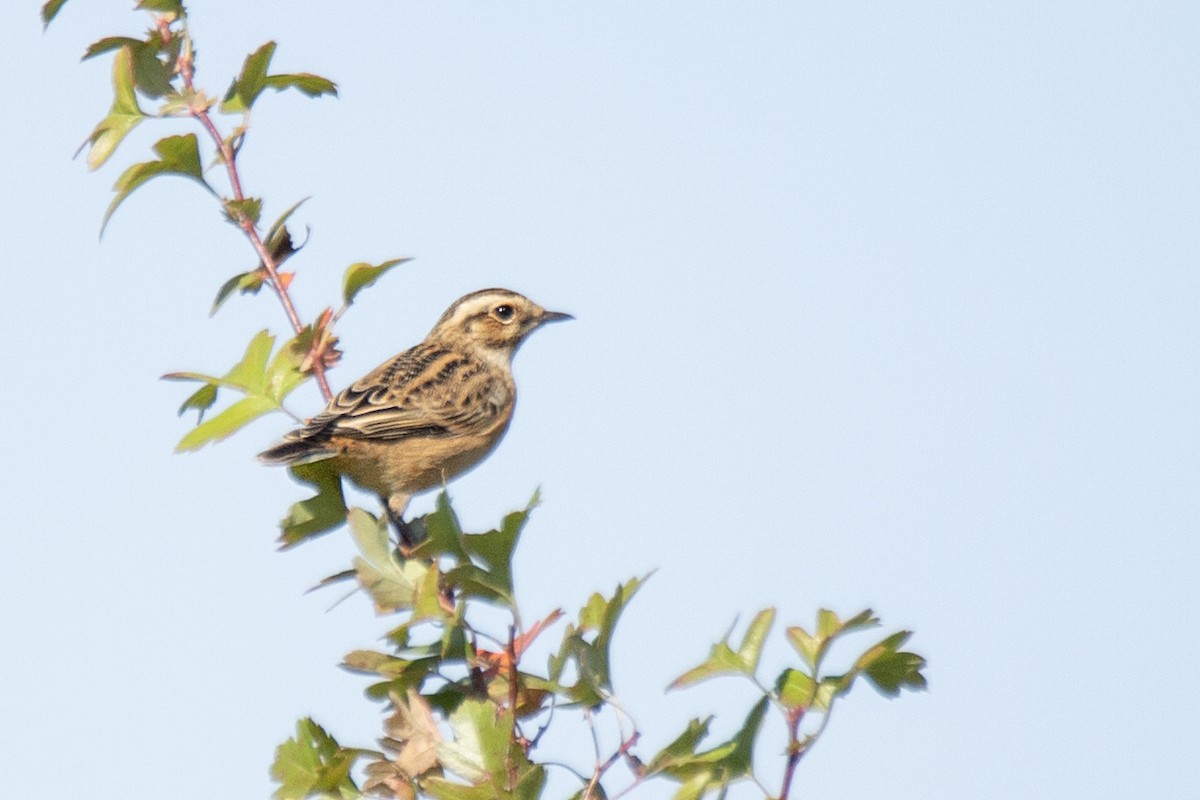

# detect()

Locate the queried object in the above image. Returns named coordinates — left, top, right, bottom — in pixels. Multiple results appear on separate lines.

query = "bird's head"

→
left=430, top=288, right=572, bottom=360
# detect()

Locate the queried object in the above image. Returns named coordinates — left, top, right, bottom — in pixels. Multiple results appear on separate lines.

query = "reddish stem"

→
left=179, top=47, right=333, bottom=401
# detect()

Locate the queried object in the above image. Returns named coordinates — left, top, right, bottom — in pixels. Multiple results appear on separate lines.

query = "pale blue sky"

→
left=3, top=2, right=1198, bottom=798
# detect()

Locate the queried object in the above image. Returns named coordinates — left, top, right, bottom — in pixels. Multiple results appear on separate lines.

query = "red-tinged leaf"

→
left=513, top=609, right=565, bottom=659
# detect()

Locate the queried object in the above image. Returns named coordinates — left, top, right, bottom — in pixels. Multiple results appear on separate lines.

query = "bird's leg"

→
left=385, top=493, right=418, bottom=551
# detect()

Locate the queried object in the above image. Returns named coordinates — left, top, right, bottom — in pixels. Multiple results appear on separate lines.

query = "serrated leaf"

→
left=651, top=699, right=767, bottom=793
left=645, top=717, right=713, bottom=775
left=437, top=699, right=515, bottom=785
left=223, top=197, right=263, bottom=227
left=552, top=573, right=647, bottom=705
left=341, top=258, right=412, bottom=306
left=226, top=329, right=274, bottom=391
left=270, top=718, right=362, bottom=800
left=221, top=41, right=275, bottom=114
left=413, top=492, right=469, bottom=561
left=279, top=460, right=347, bottom=547
left=82, top=37, right=143, bottom=61
left=382, top=689, right=442, bottom=779
left=103, top=133, right=211, bottom=232
left=861, top=649, right=927, bottom=697
left=83, top=47, right=144, bottom=171
left=817, top=608, right=841, bottom=639
left=135, top=0, right=183, bottom=15
left=264, top=72, right=339, bottom=98
left=42, top=0, right=69, bottom=28
left=175, top=395, right=276, bottom=452
left=167, top=330, right=306, bottom=452
left=130, top=41, right=175, bottom=98
left=785, top=626, right=820, bottom=671
left=421, top=779, right=494, bottom=800
left=669, top=609, right=774, bottom=690
left=350, top=508, right=428, bottom=612
left=454, top=496, right=535, bottom=606
left=176, top=382, right=217, bottom=422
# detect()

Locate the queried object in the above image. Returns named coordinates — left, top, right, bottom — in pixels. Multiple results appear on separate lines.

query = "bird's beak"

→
left=540, top=310, right=574, bottom=324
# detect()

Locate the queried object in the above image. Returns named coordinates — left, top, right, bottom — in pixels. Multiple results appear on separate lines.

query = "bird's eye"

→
left=493, top=304, right=516, bottom=322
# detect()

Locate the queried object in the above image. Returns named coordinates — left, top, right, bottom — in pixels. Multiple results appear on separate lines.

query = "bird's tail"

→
left=258, top=437, right=333, bottom=465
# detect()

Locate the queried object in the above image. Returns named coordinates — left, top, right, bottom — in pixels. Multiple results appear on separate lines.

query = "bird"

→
left=259, top=288, right=571, bottom=542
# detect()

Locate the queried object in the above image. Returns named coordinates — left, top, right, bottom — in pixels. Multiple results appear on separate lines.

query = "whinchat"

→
left=259, top=288, right=571, bottom=539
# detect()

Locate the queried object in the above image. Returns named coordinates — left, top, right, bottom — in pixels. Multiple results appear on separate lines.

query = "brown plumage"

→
left=260, top=288, right=570, bottom=537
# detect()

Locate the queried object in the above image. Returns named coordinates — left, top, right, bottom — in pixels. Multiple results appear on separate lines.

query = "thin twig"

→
left=175, top=29, right=333, bottom=401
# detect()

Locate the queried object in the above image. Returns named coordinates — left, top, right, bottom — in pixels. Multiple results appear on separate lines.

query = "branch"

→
left=176, top=32, right=333, bottom=401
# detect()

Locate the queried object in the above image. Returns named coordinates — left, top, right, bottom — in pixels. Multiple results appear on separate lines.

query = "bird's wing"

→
left=294, top=344, right=511, bottom=443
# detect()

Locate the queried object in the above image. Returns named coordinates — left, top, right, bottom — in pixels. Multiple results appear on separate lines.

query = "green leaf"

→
left=225, top=329, right=274, bottom=390
left=211, top=271, right=265, bottom=315
left=455, top=492, right=538, bottom=606
left=129, top=40, right=176, bottom=98
left=350, top=508, right=429, bottom=613
left=223, top=197, right=263, bottom=228
left=550, top=574, right=648, bottom=705
left=103, top=133, right=211, bottom=232
left=645, top=717, right=713, bottom=775
left=264, top=72, right=339, bottom=98
left=855, top=631, right=927, bottom=696
left=775, top=667, right=815, bottom=712
left=176, top=382, right=217, bottom=422
left=263, top=197, right=309, bottom=268
left=83, top=47, right=145, bottom=171
left=649, top=699, right=767, bottom=794
left=42, top=0, right=69, bottom=27
left=135, top=0, right=184, bottom=16
left=669, top=608, right=775, bottom=689
left=221, top=42, right=275, bottom=114
left=82, top=37, right=144, bottom=61
left=437, top=699, right=518, bottom=785
left=222, top=42, right=337, bottom=113
left=735, top=607, right=774, bottom=676
left=166, top=330, right=307, bottom=452
left=279, top=460, right=348, bottom=548
left=175, top=395, right=276, bottom=452
left=421, top=779, right=494, bottom=800
left=271, top=718, right=362, bottom=800
left=341, top=258, right=412, bottom=307
left=413, top=492, right=469, bottom=561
